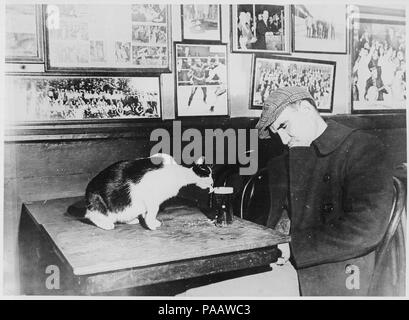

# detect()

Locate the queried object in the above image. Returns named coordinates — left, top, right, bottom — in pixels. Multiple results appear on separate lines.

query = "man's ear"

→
left=299, top=100, right=314, bottom=113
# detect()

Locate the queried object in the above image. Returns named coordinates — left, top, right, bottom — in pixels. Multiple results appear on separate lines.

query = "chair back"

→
left=239, top=167, right=270, bottom=224
left=368, top=176, right=406, bottom=296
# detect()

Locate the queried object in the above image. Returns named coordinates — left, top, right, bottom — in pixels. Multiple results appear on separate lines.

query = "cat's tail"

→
left=150, top=153, right=177, bottom=165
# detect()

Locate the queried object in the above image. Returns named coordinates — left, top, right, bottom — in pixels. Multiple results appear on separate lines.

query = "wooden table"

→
left=20, top=196, right=289, bottom=295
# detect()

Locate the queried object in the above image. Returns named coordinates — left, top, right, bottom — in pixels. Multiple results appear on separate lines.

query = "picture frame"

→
left=175, top=42, right=229, bottom=117
left=350, top=14, right=406, bottom=114
left=5, top=4, right=44, bottom=63
left=5, top=75, right=162, bottom=124
left=44, top=4, right=172, bottom=73
left=291, top=4, right=348, bottom=54
left=181, top=4, right=222, bottom=42
left=251, top=55, right=336, bottom=112
left=231, top=4, right=291, bottom=54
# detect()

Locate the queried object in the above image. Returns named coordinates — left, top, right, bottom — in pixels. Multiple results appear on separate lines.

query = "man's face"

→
left=263, top=11, right=268, bottom=20
left=269, top=102, right=317, bottom=147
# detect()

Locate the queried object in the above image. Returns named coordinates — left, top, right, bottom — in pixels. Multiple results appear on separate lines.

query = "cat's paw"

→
left=145, top=218, right=162, bottom=230
left=97, top=221, right=115, bottom=230
left=127, top=218, right=140, bottom=225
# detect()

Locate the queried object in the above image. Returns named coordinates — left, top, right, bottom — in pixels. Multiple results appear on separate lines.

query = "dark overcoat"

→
left=266, top=120, right=394, bottom=296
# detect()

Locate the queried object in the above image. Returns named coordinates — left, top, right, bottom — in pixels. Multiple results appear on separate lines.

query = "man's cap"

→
left=255, top=86, right=316, bottom=139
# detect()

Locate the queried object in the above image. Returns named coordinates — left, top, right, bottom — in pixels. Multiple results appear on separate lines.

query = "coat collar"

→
left=312, top=120, right=357, bottom=156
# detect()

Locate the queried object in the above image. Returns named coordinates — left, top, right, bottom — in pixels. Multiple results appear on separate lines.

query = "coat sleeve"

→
left=290, top=134, right=394, bottom=269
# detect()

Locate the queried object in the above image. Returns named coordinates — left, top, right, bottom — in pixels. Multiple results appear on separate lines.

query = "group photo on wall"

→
left=292, top=4, right=347, bottom=53
left=252, top=56, right=336, bottom=111
left=351, top=15, right=406, bottom=112
left=5, top=76, right=161, bottom=122
left=231, top=4, right=291, bottom=54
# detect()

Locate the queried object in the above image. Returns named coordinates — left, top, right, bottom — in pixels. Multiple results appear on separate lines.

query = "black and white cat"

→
left=85, top=153, right=213, bottom=231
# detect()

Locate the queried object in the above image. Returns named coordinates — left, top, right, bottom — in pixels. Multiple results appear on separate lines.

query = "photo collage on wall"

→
left=4, top=4, right=407, bottom=124
left=46, top=4, right=170, bottom=71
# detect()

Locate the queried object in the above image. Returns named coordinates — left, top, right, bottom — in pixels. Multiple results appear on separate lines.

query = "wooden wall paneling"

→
left=12, top=139, right=152, bottom=179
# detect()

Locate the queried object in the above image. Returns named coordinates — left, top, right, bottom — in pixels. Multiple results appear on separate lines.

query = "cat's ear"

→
left=195, top=156, right=205, bottom=165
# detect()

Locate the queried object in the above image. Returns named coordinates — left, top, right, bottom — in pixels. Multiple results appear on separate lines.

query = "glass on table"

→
left=211, top=186, right=234, bottom=227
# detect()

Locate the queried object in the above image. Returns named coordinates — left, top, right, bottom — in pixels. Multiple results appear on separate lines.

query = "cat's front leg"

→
left=144, top=203, right=161, bottom=230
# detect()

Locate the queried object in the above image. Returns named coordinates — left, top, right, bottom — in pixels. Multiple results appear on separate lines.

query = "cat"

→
left=84, top=153, right=213, bottom=231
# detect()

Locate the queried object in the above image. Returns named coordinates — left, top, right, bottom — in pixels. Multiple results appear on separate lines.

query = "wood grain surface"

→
left=24, top=197, right=289, bottom=276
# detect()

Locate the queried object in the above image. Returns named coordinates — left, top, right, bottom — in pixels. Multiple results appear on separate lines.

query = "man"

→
left=269, top=13, right=281, bottom=35
left=364, top=62, right=388, bottom=101
left=206, top=57, right=227, bottom=112
left=255, top=10, right=269, bottom=50
left=255, top=86, right=394, bottom=295
left=187, top=58, right=207, bottom=107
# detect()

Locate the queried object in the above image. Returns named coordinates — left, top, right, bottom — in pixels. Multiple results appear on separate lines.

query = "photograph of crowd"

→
left=351, top=18, right=406, bottom=111
left=182, top=5, right=221, bottom=41
left=6, top=77, right=161, bottom=122
left=46, top=4, right=170, bottom=71
left=252, top=57, right=335, bottom=111
left=293, top=5, right=347, bottom=53
left=232, top=4, right=290, bottom=53
left=176, top=44, right=228, bottom=117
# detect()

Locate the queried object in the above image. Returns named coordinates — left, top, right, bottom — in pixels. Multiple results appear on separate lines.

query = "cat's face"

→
left=192, top=162, right=214, bottom=192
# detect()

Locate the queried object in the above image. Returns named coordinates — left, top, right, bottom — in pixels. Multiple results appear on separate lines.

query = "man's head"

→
left=256, top=86, right=325, bottom=147
left=263, top=10, right=269, bottom=21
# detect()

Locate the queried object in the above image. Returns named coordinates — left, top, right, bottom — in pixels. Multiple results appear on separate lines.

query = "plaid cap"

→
left=255, top=86, right=316, bottom=139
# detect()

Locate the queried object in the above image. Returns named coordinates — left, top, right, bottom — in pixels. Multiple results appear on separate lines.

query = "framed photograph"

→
left=175, top=43, right=228, bottom=117
left=5, top=76, right=161, bottom=123
left=251, top=55, right=336, bottom=112
left=351, top=16, right=406, bottom=113
left=44, top=4, right=171, bottom=73
left=5, top=4, right=44, bottom=63
left=181, top=5, right=221, bottom=41
left=292, top=4, right=347, bottom=54
left=231, top=4, right=291, bottom=54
